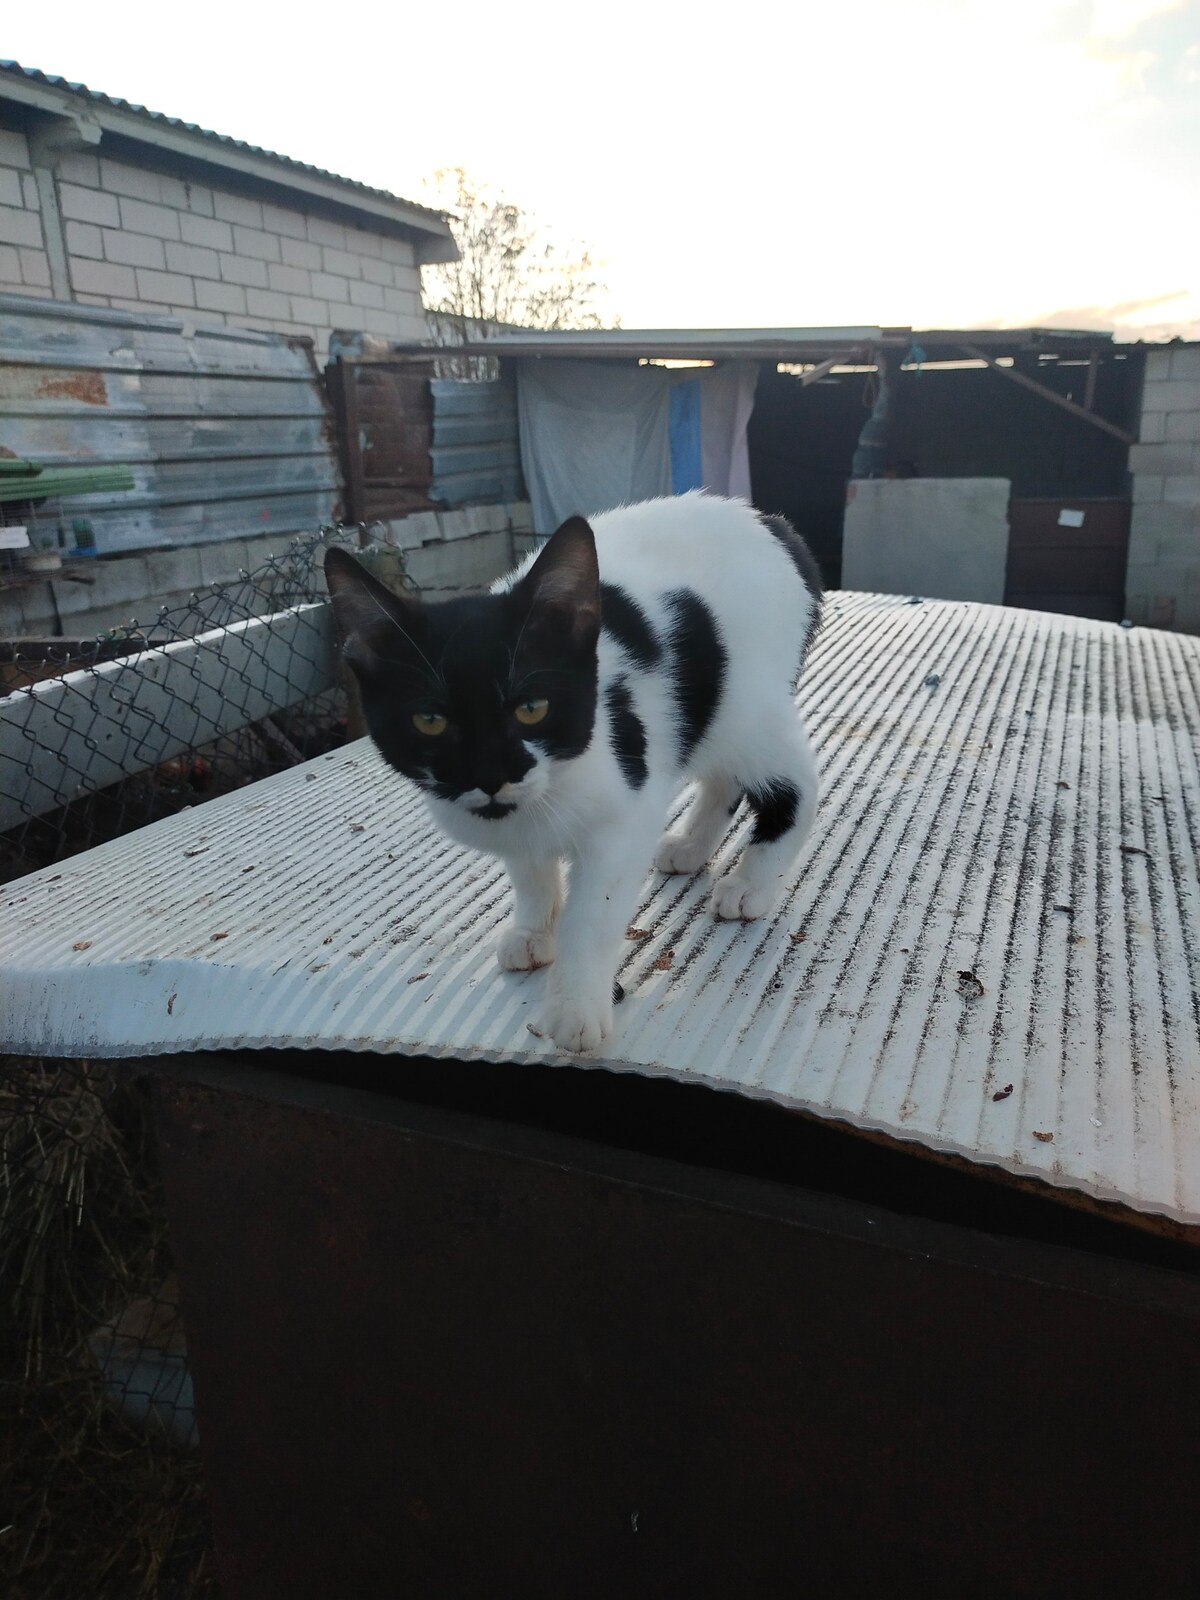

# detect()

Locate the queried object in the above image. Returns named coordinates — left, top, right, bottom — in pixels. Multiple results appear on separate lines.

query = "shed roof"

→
left=0, top=60, right=457, bottom=260
left=385, top=325, right=1121, bottom=364
left=4, top=592, right=1198, bottom=1231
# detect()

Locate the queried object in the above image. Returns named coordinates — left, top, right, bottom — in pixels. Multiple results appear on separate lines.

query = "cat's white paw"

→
left=654, top=832, right=710, bottom=875
left=711, top=876, right=774, bottom=921
left=496, top=926, right=556, bottom=971
left=529, top=991, right=613, bottom=1054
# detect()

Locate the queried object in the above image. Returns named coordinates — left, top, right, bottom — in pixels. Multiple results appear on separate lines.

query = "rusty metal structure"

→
left=325, top=356, right=523, bottom=522
left=149, top=1053, right=1200, bottom=1599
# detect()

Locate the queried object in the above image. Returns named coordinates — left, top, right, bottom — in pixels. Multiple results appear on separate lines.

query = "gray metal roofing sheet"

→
left=0, top=60, right=448, bottom=226
left=4, top=591, right=1200, bottom=1226
left=386, top=327, right=1122, bottom=363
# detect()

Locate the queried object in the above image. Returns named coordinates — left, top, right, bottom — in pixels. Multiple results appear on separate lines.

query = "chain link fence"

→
left=1, top=526, right=409, bottom=1597
left=0, top=528, right=375, bottom=885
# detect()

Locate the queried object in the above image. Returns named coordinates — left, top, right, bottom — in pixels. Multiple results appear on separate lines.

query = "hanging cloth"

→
left=516, top=360, right=672, bottom=534
left=699, top=361, right=759, bottom=500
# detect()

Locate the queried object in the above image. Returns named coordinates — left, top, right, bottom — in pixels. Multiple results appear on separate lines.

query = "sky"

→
left=4, top=0, right=1199, bottom=338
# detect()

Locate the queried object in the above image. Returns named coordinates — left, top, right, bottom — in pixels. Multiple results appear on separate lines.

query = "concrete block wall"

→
left=0, top=504, right=534, bottom=639
left=0, top=531, right=300, bottom=639
left=383, top=501, right=534, bottom=601
left=0, top=122, right=425, bottom=355
left=1127, top=346, right=1200, bottom=631
left=0, top=125, right=52, bottom=297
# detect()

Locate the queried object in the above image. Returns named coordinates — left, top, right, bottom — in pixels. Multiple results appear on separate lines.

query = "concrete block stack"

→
left=1127, top=346, right=1200, bottom=631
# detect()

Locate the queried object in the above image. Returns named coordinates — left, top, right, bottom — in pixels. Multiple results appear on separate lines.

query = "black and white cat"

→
left=324, top=491, right=822, bottom=1053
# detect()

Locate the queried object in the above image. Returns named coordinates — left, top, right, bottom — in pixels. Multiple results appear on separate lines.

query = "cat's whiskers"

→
left=508, top=593, right=541, bottom=679
left=532, top=786, right=585, bottom=860
left=358, top=585, right=445, bottom=691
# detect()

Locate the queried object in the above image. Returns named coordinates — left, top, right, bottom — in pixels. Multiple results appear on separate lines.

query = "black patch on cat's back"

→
left=600, top=583, right=661, bottom=669
left=662, top=588, right=727, bottom=766
left=606, top=677, right=648, bottom=790
left=761, top=513, right=824, bottom=673
left=761, top=513, right=824, bottom=600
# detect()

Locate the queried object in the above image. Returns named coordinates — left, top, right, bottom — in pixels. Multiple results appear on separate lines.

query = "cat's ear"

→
left=515, top=515, right=600, bottom=649
left=323, top=547, right=423, bottom=677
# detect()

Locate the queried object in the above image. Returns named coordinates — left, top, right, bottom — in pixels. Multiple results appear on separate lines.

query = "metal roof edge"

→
left=0, top=61, right=458, bottom=257
left=0, top=288, right=320, bottom=344
left=478, top=325, right=887, bottom=354
left=376, top=328, right=889, bottom=363
left=375, top=324, right=1130, bottom=363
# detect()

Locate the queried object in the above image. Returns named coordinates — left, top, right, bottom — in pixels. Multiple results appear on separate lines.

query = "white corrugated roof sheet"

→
left=4, top=592, right=1199, bottom=1226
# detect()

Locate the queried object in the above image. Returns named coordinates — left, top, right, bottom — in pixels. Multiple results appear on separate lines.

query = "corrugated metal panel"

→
left=430, top=376, right=523, bottom=506
left=0, top=294, right=340, bottom=554
left=4, top=592, right=1200, bottom=1226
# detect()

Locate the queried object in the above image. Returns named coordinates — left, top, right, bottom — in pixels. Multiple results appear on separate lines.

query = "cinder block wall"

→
left=1127, top=346, right=1200, bottom=631
left=0, top=126, right=51, bottom=295
left=1, top=504, right=534, bottom=639
left=0, top=127, right=425, bottom=354
left=385, top=502, right=535, bottom=602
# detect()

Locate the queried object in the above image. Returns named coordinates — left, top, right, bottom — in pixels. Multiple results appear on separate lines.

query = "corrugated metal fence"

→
left=326, top=357, right=523, bottom=519
left=0, top=293, right=341, bottom=555
left=430, top=373, right=523, bottom=507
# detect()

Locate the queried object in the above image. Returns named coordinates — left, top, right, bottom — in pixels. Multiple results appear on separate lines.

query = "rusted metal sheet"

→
left=1006, top=497, right=1131, bottom=622
left=0, top=294, right=340, bottom=554
left=152, top=1059, right=1200, bottom=1600
left=326, top=357, right=434, bottom=522
left=4, top=593, right=1200, bottom=1227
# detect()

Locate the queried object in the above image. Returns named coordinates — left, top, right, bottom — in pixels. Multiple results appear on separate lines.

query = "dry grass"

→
left=0, top=1059, right=219, bottom=1598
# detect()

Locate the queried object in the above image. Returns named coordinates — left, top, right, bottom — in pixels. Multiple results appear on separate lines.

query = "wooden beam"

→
left=1084, top=349, right=1099, bottom=412
left=327, top=359, right=367, bottom=525
left=959, top=344, right=1134, bottom=445
left=799, top=353, right=859, bottom=386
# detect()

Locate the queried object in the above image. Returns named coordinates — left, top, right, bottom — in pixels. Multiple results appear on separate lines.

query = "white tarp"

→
left=517, top=360, right=672, bottom=533
left=699, top=362, right=758, bottom=501
left=516, top=360, right=761, bottom=534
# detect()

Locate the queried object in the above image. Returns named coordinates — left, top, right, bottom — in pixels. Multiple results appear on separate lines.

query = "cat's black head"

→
left=324, top=517, right=600, bottom=819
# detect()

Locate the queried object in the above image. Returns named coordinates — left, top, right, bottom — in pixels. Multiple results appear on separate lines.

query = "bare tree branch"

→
left=421, top=168, right=616, bottom=355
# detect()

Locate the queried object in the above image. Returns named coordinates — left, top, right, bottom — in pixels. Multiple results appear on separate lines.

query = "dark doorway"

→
left=747, top=344, right=1144, bottom=619
left=749, top=367, right=868, bottom=587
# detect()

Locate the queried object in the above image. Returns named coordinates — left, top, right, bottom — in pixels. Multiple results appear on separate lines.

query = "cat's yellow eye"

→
left=412, top=710, right=448, bottom=736
left=514, top=698, right=550, bottom=727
